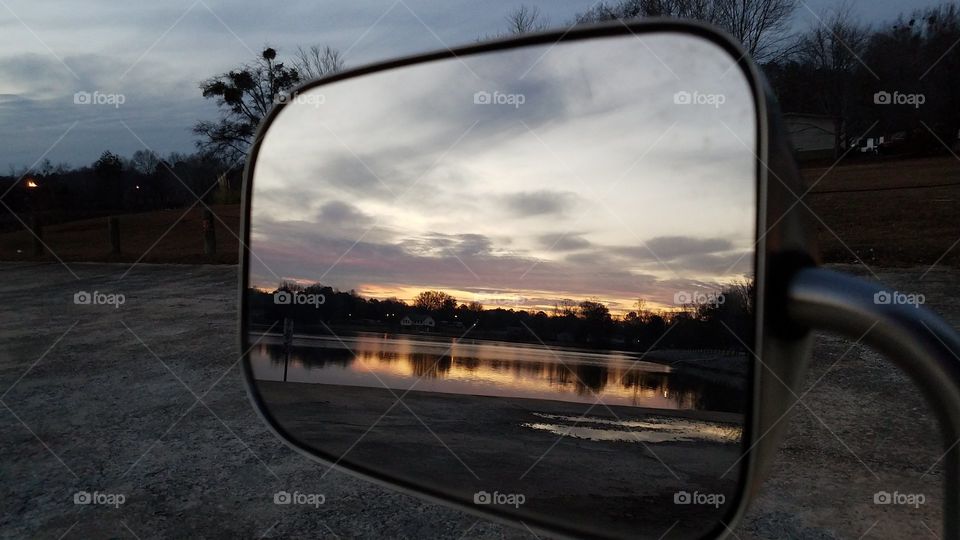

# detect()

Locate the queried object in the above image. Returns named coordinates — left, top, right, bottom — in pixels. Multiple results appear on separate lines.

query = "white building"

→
left=400, top=314, right=435, bottom=329
left=783, top=113, right=837, bottom=161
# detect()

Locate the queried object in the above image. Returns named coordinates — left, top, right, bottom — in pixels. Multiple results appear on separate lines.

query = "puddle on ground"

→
left=521, top=413, right=741, bottom=444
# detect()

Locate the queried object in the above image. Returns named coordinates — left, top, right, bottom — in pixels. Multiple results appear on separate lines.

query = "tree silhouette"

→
left=577, top=0, right=798, bottom=62
left=193, top=46, right=342, bottom=164
left=414, top=290, right=457, bottom=312
left=796, top=4, right=870, bottom=157
left=293, top=45, right=345, bottom=79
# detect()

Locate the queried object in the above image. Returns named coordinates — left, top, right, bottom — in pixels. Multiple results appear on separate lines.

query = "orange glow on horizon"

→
left=253, top=280, right=694, bottom=316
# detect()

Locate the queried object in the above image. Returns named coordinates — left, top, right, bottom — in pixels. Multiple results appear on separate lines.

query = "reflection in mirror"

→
left=246, top=32, right=757, bottom=539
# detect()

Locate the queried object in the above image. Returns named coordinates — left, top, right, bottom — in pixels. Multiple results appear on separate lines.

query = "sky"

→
left=0, top=0, right=930, bottom=171
left=247, top=34, right=757, bottom=313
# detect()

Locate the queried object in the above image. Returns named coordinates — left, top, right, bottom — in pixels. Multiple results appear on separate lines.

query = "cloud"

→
left=316, top=200, right=372, bottom=227
left=503, top=190, right=576, bottom=217
left=538, top=232, right=591, bottom=252
left=613, top=236, right=734, bottom=262
left=399, top=232, right=494, bottom=258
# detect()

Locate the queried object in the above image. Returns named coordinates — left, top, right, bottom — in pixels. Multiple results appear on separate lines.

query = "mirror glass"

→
left=245, top=31, right=757, bottom=539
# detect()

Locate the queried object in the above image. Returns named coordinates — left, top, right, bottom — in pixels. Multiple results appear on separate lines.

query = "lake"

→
left=249, top=332, right=745, bottom=412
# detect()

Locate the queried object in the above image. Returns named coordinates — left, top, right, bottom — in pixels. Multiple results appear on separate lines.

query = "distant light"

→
left=135, top=185, right=140, bottom=190
left=25, top=179, right=38, bottom=189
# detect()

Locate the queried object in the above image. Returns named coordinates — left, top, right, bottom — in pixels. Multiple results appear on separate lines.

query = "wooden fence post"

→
left=202, top=208, right=216, bottom=256
left=107, top=217, right=121, bottom=255
left=30, top=216, right=43, bottom=256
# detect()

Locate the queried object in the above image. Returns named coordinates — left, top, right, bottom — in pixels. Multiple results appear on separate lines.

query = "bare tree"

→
left=576, top=0, right=797, bottom=62
left=193, top=47, right=300, bottom=164
left=578, top=0, right=713, bottom=23
left=797, top=3, right=870, bottom=157
left=713, top=0, right=798, bottom=62
left=293, top=45, right=345, bottom=80
left=506, top=5, right=548, bottom=34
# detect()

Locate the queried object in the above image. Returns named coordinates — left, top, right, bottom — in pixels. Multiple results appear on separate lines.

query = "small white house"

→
left=400, top=314, right=435, bottom=329
left=783, top=113, right=837, bottom=161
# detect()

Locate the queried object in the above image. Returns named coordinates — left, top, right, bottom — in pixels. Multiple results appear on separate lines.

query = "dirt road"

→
left=0, top=262, right=954, bottom=538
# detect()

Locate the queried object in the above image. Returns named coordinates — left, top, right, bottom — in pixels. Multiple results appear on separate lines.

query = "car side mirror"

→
left=238, top=20, right=960, bottom=539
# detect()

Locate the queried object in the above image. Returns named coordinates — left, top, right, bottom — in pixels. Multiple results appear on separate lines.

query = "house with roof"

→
left=400, top=314, right=435, bottom=330
left=783, top=113, right=838, bottom=161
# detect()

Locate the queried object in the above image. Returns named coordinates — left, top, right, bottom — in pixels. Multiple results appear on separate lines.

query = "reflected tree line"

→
left=256, top=341, right=745, bottom=411
left=248, top=279, right=754, bottom=353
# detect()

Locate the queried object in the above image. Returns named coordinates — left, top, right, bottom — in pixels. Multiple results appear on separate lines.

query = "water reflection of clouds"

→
left=250, top=33, right=756, bottom=310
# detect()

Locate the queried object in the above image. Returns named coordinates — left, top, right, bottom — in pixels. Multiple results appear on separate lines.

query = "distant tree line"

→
left=0, top=150, right=237, bottom=232
left=7, top=3, right=955, bottom=234
left=566, top=0, right=960, bottom=157
left=1, top=44, right=344, bottom=232
left=248, top=280, right=755, bottom=353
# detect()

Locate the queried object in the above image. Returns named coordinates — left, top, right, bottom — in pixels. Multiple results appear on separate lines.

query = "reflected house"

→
left=400, top=314, right=435, bottom=330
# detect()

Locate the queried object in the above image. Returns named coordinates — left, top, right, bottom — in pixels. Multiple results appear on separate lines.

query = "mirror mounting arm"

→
left=786, top=266, right=960, bottom=538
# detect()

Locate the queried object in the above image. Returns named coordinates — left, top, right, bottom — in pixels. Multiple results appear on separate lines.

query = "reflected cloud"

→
left=249, top=33, right=757, bottom=312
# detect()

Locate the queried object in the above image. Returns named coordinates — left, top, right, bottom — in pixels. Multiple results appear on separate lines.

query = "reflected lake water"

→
left=250, top=332, right=744, bottom=412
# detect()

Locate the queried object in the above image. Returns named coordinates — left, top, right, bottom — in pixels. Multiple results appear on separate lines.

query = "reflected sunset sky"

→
left=248, top=33, right=757, bottom=314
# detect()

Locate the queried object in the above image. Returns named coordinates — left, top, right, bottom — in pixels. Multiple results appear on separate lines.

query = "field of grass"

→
left=0, top=156, right=956, bottom=268
left=801, top=155, right=960, bottom=268
left=0, top=204, right=239, bottom=264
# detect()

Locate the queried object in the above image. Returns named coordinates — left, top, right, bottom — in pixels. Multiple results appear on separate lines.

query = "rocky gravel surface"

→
left=0, top=262, right=954, bottom=539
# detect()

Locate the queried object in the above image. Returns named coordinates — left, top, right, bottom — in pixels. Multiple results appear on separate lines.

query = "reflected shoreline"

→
left=250, top=331, right=747, bottom=412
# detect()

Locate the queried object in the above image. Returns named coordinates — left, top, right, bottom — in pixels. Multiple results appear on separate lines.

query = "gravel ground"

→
left=0, top=262, right=955, bottom=539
